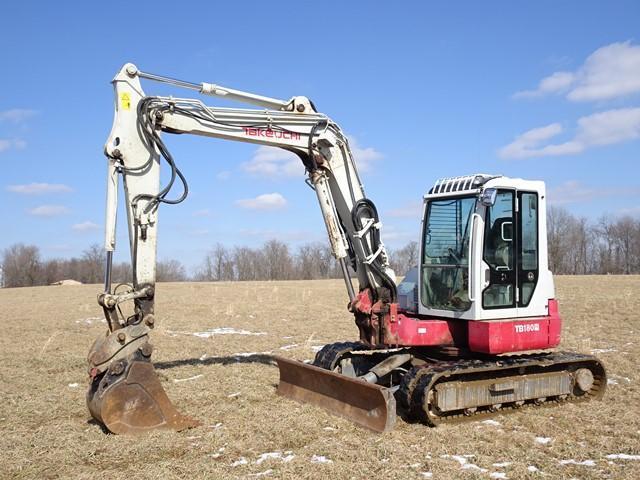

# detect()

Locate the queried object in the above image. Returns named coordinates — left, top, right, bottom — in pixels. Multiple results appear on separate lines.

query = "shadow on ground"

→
left=154, top=354, right=276, bottom=370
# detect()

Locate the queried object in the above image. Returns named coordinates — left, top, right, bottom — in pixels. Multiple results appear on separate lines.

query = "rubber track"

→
left=403, top=351, right=606, bottom=426
left=312, top=342, right=367, bottom=371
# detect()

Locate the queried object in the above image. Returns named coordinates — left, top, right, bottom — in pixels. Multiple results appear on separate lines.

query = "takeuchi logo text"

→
left=243, top=127, right=301, bottom=140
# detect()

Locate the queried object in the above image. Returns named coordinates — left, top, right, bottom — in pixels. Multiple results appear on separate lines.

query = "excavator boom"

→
left=88, top=63, right=397, bottom=433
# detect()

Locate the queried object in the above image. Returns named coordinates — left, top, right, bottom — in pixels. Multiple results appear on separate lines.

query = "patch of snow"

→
left=409, top=463, right=421, bottom=469
left=490, top=473, right=507, bottom=479
left=227, top=392, right=241, bottom=398
left=482, top=419, right=501, bottom=426
left=421, top=473, right=433, bottom=478
left=68, top=383, right=79, bottom=388
left=463, top=464, right=488, bottom=473
left=210, top=422, right=223, bottom=429
left=492, top=462, right=511, bottom=467
left=323, top=427, right=336, bottom=431
left=610, top=374, right=631, bottom=383
left=279, top=344, right=299, bottom=351
left=527, top=465, right=540, bottom=473
left=231, top=457, right=248, bottom=467
left=209, top=448, right=224, bottom=459
left=590, top=348, right=616, bottom=354
left=75, top=317, right=104, bottom=325
left=442, top=454, right=487, bottom=472
left=282, top=336, right=294, bottom=339
left=248, top=469, right=273, bottom=477
left=173, top=374, right=203, bottom=383
left=535, top=437, right=552, bottom=445
left=606, top=454, right=640, bottom=460
left=167, top=327, right=267, bottom=338
left=559, top=459, right=596, bottom=467
left=608, top=379, right=618, bottom=385
left=199, top=353, right=208, bottom=361
left=255, top=452, right=295, bottom=464
left=311, top=454, right=333, bottom=464
left=311, top=345, right=325, bottom=353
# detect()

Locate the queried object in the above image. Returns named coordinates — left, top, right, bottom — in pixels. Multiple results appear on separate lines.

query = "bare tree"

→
left=1, top=244, right=42, bottom=287
left=157, top=259, right=187, bottom=282
left=79, top=244, right=105, bottom=284
left=296, top=244, right=318, bottom=279
left=262, top=239, right=292, bottom=280
left=389, top=241, right=419, bottom=276
left=196, top=243, right=234, bottom=281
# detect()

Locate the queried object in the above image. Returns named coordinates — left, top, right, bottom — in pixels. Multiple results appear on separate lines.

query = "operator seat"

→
left=484, top=217, right=513, bottom=307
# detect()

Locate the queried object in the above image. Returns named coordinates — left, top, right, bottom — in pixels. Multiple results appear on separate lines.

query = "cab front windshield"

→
left=422, top=196, right=475, bottom=311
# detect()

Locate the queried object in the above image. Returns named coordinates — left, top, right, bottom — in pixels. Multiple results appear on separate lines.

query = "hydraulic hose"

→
left=351, top=198, right=398, bottom=302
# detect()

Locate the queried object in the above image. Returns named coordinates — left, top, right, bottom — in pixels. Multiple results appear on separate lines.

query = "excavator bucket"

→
left=275, top=356, right=396, bottom=433
left=87, top=360, right=201, bottom=435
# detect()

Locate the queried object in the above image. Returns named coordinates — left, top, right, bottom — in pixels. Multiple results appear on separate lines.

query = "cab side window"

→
left=482, top=191, right=515, bottom=308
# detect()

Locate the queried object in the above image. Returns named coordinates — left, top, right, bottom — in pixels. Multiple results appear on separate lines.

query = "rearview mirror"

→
left=480, top=188, right=497, bottom=206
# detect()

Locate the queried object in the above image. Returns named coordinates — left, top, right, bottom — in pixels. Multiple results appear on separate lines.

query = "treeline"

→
left=2, top=206, right=638, bottom=287
left=548, top=207, right=640, bottom=274
left=194, top=240, right=418, bottom=282
left=0, top=239, right=418, bottom=288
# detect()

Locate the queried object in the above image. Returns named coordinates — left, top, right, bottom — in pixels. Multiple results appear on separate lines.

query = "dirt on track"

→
left=1, top=276, right=639, bottom=479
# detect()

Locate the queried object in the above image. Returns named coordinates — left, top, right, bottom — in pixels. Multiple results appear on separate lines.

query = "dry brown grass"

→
left=1, top=276, right=639, bottom=479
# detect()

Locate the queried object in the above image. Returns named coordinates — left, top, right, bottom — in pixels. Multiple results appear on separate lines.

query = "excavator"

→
left=87, top=63, right=606, bottom=434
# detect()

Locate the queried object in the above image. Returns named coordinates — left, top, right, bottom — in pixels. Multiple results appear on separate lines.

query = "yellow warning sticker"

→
left=120, top=92, right=131, bottom=110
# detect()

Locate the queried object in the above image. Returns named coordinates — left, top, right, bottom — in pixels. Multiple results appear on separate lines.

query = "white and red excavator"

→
left=87, top=64, right=606, bottom=434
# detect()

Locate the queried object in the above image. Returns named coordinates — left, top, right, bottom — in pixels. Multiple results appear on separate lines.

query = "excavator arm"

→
left=88, top=63, right=398, bottom=434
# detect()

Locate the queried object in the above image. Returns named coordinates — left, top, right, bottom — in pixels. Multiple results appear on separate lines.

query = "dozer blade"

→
left=275, top=356, right=396, bottom=433
left=87, top=360, right=201, bottom=435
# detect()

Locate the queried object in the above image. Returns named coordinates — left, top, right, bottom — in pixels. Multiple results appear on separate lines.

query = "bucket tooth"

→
left=87, top=360, right=201, bottom=435
left=275, top=356, right=396, bottom=433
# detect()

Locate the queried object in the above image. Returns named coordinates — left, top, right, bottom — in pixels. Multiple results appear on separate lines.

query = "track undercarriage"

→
left=276, top=342, right=606, bottom=432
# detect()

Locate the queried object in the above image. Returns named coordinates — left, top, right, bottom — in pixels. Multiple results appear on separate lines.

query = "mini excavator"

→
left=87, top=64, right=606, bottom=434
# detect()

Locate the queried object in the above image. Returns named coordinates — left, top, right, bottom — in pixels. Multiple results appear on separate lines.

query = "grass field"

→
left=1, top=276, right=639, bottom=479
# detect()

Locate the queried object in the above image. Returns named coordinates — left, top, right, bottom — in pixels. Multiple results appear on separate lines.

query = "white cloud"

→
left=241, top=137, right=382, bottom=178
left=513, top=72, right=575, bottom=99
left=0, top=138, right=26, bottom=153
left=0, top=109, right=37, bottom=123
left=548, top=180, right=640, bottom=205
left=7, top=182, right=72, bottom=195
left=387, top=201, right=423, bottom=218
left=347, top=136, right=383, bottom=172
left=72, top=221, right=100, bottom=232
left=514, top=41, right=640, bottom=102
left=242, top=146, right=303, bottom=178
left=28, top=205, right=70, bottom=217
left=618, top=205, right=640, bottom=216
left=235, top=192, right=287, bottom=211
left=498, top=107, right=640, bottom=159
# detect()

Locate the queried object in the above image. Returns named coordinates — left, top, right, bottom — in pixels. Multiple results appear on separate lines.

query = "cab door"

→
left=480, top=189, right=540, bottom=317
left=481, top=190, right=517, bottom=313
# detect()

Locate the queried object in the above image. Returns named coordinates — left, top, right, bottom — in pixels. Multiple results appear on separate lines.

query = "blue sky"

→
left=1, top=1, right=639, bottom=270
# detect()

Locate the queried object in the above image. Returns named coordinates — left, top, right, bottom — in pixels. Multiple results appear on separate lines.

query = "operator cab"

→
left=398, top=174, right=554, bottom=322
